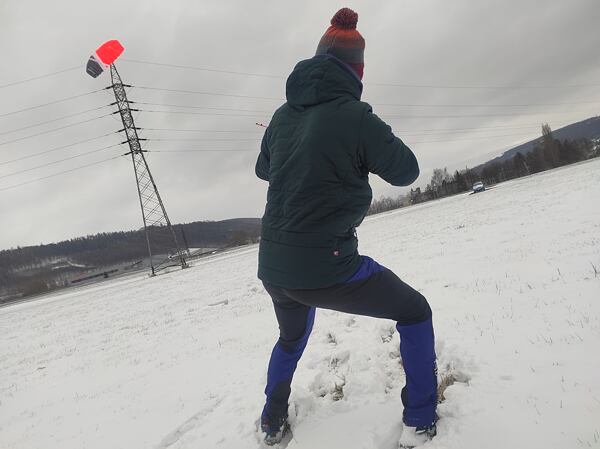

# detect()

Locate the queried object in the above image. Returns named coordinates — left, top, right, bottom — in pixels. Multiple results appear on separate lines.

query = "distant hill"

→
left=475, top=116, right=600, bottom=171
left=0, top=218, right=261, bottom=300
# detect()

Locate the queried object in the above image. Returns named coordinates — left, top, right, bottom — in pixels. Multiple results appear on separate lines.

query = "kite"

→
left=86, top=40, right=124, bottom=78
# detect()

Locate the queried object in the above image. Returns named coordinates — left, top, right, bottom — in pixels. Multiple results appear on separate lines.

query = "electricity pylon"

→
left=109, top=64, right=188, bottom=275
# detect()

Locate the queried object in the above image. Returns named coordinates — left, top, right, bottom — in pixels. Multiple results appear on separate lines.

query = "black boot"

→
left=260, top=411, right=290, bottom=446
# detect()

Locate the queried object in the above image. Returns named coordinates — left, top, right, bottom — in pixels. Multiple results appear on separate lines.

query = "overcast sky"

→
left=1, top=0, right=599, bottom=250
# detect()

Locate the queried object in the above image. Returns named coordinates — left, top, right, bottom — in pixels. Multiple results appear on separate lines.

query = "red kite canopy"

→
left=86, top=40, right=124, bottom=78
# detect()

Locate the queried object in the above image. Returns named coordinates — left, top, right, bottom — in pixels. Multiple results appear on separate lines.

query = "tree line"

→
left=368, top=124, right=598, bottom=214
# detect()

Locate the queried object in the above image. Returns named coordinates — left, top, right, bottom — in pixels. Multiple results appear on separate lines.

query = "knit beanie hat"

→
left=315, top=8, right=365, bottom=79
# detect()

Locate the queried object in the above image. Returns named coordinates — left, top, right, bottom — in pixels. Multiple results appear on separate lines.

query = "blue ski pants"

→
left=262, top=256, right=437, bottom=428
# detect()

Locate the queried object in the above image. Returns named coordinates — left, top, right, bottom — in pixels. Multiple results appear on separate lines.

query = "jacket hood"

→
left=285, top=55, right=363, bottom=108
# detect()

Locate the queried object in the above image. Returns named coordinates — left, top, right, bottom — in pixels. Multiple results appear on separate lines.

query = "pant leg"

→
left=262, top=282, right=315, bottom=421
left=397, top=318, right=437, bottom=427
left=284, top=265, right=431, bottom=325
left=281, top=259, right=437, bottom=427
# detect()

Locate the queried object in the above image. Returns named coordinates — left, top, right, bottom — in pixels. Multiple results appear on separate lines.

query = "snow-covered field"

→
left=2, top=159, right=600, bottom=449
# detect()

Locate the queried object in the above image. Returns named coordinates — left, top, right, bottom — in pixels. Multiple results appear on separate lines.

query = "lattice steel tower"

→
left=109, top=64, right=188, bottom=275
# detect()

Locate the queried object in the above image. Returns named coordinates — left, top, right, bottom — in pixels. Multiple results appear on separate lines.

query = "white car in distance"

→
left=472, top=181, right=485, bottom=193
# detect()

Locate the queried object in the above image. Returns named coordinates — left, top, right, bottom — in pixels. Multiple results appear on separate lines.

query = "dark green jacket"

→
left=255, top=55, right=419, bottom=289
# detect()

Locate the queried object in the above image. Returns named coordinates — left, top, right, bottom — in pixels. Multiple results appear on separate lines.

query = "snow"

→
left=1, top=159, right=600, bottom=449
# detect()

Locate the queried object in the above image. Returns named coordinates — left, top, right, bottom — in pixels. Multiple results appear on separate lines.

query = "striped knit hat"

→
left=315, top=8, right=365, bottom=79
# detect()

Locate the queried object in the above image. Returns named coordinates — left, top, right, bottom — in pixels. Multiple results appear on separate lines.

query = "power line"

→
left=134, top=85, right=282, bottom=101
left=138, top=105, right=594, bottom=121
left=134, top=101, right=271, bottom=114
left=0, top=89, right=106, bottom=118
left=0, top=129, right=544, bottom=173
left=141, top=109, right=593, bottom=122
left=120, top=58, right=600, bottom=90
left=139, top=122, right=559, bottom=140
left=0, top=155, right=122, bottom=193
left=137, top=99, right=600, bottom=112
left=146, top=131, right=537, bottom=149
left=140, top=117, right=578, bottom=138
left=0, top=132, right=118, bottom=166
left=408, top=131, right=542, bottom=145
left=399, top=124, right=541, bottom=137
left=368, top=81, right=600, bottom=90
left=140, top=109, right=269, bottom=118
left=141, top=123, right=540, bottom=136
left=381, top=110, right=598, bottom=120
left=0, top=143, right=122, bottom=180
left=0, top=105, right=110, bottom=137
left=142, top=127, right=261, bottom=134
left=373, top=100, right=600, bottom=108
left=149, top=149, right=257, bottom=153
left=395, top=123, right=543, bottom=134
left=0, top=65, right=81, bottom=90
left=147, top=137, right=261, bottom=142
left=0, top=114, right=113, bottom=147
left=121, top=58, right=284, bottom=79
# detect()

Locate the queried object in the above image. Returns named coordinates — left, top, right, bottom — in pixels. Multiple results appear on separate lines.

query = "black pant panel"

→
left=264, top=268, right=431, bottom=326
left=265, top=285, right=314, bottom=352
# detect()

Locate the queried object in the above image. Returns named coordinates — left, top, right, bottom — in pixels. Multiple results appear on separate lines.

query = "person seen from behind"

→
left=255, top=7, right=438, bottom=447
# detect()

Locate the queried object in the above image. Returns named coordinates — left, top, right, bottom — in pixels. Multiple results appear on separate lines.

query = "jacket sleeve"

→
left=255, top=128, right=270, bottom=181
left=359, top=109, right=419, bottom=186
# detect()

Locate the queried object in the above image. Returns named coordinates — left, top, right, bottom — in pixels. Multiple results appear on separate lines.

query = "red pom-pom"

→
left=331, top=8, right=358, bottom=29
